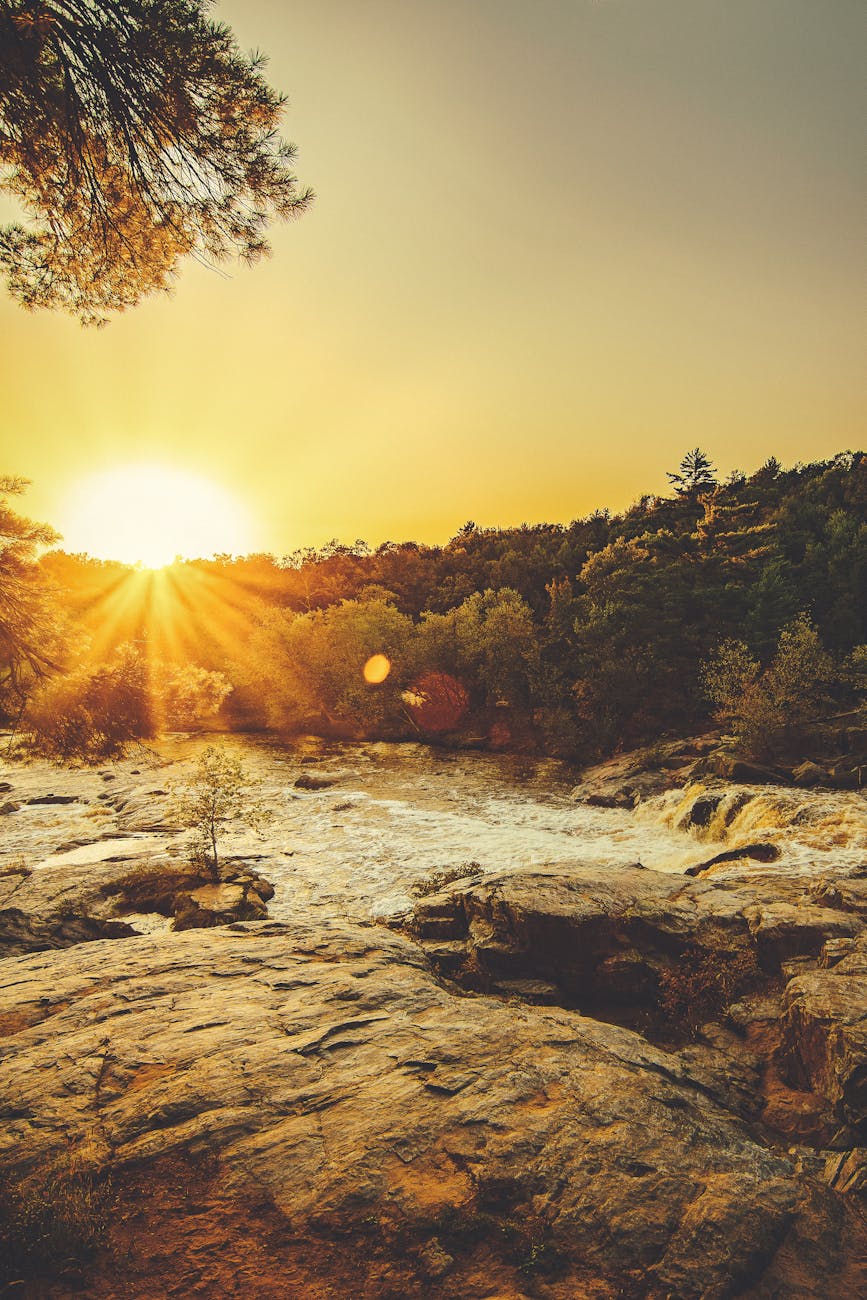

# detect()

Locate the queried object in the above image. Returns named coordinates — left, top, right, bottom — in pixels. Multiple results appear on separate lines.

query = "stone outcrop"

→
left=1, top=919, right=864, bottom=1298
left=396, top=864, right=867, bottom=1164
left=1, top=743, right=865, bottom=1296
left=572, top=735, right=720, bottom=806
left=0, top=847, right=275, bottom=953
left=781, top=934, right=867, bottom=1141
left=399, top=863, right=864, bottom=1017
left=0, top=906, right=135, bottom=956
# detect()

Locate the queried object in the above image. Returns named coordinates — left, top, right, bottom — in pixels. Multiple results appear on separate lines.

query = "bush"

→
left=657, top=945, right=755, bottom=1038
left=154, top=662, right=232, bottom=730
left=0, top=1157, right=114, bottom=1285
left=24, top=645, right=232, bottom=761
left=25, top=642, right=153, bottom=760
left=703, top=616, right=834, bottom=758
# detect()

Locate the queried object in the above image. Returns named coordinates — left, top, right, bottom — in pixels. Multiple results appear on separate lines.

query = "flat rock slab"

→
left=0, top=920, right=863, bottom=1298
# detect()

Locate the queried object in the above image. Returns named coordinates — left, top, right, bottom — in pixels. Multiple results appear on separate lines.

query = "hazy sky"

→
left=1, top=0, right=864, bottom=558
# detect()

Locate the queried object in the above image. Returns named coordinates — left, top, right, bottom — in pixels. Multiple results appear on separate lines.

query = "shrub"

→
left=703, top=616, right=834, bottom=758
left=657, top=945, right=755, bottom=1038
left=24, top=642, right=153, bottom=760
left=24, top=645, right=232, bottom=761
left=153, top=662, right=232, bottom=730
left=411, top=862, right=483, bottom=897
left=0, top=1157, right=114, bottom=1285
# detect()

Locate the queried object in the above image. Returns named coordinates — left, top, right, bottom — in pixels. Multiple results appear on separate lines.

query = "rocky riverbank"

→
left=0, top=739, right=865, bottom=1296
left=2, top=893, right=865, bottom=1299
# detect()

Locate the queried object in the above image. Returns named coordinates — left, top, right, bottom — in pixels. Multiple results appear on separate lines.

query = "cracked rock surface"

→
left=1, top=915, right=865, bottom=1298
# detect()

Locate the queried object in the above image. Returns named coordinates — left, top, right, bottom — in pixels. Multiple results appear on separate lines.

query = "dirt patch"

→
left=8, top=1150, right=614, bottom=1299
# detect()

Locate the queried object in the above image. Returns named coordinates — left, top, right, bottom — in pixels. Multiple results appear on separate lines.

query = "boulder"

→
left=582, top=787, right=637, bottom=809
left=399, top=864, right=867, bottom=1028
left=706, top=754, right=785, bottom=784
left=0, top=906, right=135, bottom=957
left=781, top=935, right=867, bottom=1139
left=792, top=761, right=831, bottom=788
left=829, top=765, right=863, bottom=790
left=676, top=792, right=724, bottom=830
left=685, top=842, right=781, bottom=875
left=0, top=921, right=862, bottom=1299
left=173, top=880, right=269, bottom=930
left=294, top=772, right=340, bottom=791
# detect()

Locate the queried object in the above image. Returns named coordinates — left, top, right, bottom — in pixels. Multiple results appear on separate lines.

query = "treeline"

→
left=3, top=451, right=867, bottom=761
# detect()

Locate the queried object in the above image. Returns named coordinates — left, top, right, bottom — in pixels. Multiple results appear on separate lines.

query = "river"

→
left=2, top=735, right=865, bottom=929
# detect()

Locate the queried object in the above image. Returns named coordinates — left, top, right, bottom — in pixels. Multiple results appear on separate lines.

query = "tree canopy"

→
left=18, top=449, right=867, bottom=759
left=0, top=0, right=312, bottom=322
left=0, top=475, right=59, bottom=707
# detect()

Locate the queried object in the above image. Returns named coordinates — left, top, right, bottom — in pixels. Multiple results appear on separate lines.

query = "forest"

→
left=3, top=449, right=866, bottom=765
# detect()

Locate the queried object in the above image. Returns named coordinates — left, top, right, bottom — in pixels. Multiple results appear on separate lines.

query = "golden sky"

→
left=1, top=0, right=864, bottom=559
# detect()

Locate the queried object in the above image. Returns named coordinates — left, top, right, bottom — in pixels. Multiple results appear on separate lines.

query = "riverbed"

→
left=2, top=735, right=865, bottom=929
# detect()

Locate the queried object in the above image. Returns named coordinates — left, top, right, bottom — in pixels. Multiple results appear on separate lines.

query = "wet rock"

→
left=294, top=772, right=340, bottom=790
left=792, top=761, right=831, bottom=788
left=685, top=842, right=781, bottom=875
left=676, top=792, right=723, bottom=830
left=583, top=787, right=637, bottom=809
left=0, top=921, right=861, bottom=1299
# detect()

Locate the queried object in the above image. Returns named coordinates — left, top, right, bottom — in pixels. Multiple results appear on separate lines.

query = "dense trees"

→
left=0, top=0, right=311, bottom=322
left=23, top=642, right=230, bottom=759
left=10, top=450, right=867, bottom=761
left=0, top=477, right=60, bottom=720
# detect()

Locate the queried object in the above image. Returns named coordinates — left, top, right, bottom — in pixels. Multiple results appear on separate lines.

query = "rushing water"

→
left=2, top=736, right=866, bottom=927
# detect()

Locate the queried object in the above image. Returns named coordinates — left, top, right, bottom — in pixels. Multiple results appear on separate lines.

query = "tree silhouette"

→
left=667, top=448, right=717, bottom=497
left=0, top=1, right=312, bottom=323
left=0, top=476, right=60, bottom=715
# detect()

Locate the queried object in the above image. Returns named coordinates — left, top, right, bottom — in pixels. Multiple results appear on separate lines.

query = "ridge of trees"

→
left=4, top=449, right=866, bottom=760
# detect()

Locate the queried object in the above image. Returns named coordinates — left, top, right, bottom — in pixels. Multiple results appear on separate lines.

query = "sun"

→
left=58, top=464, right=253, bottom=567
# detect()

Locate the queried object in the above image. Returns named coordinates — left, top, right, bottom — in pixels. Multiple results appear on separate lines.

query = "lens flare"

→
left=403, top=672, right=469, bottom=731
left=363, top=654, right=391, bottom=684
